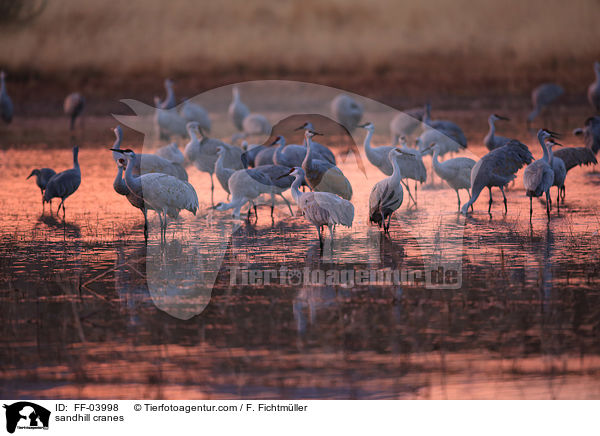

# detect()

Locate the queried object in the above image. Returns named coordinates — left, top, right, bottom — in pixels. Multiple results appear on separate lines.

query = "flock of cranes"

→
left=4, top=60, right=600, bottom=250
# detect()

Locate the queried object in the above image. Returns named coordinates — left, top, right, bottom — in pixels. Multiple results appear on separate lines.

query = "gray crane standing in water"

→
left=64, top=92, right=85, bottom=131
left=297, top=128, right=353, bottom=200
left=588, top=61, right=600, bottom=112
left=526, top=83, right=564, bottom=127
left=286, top=167, right=354, bottom=250
left=330, top=94, right=363, bottom=133
left=484, top=114, right=512, bottom=151
left=460, top=139, right=533, bottom=215
left=111, top=125, right=188, bottom=180
left=432, top=143, right=476, bottom=211
left=154, top=78, right=176, bottom=110
left=0, top=71, right=13, bottom=124
left=368, top=148, right=413, bottom=233
left=545, top=137, right=566, bottom=212
left=43, top=146, right=81, bottom=218
left=112, top=158, right=149, bottom=239
left=523, top=129, right=558, bottom=222
left=422, top=102, right=468, bottom=149
left=27, top=168, right=56, bottom=213
left=553, top=146, right=597, bottom=200
left=111, top=148, right=198, bottom=239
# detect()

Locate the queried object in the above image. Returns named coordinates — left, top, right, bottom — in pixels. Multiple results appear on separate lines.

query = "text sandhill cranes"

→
left=43, top=146, right=82, bottom=218
left=111, top=125, right=188, bottom=180
left=588, top=61, right=600, bottom=112
left=330, top=94, right=363, bottom=133
left=484, top=114, right=512, bottom=151
left=298, top=128, right=353, bottom=201
left=111, top=148, right=198, bottom=239
left=523, top=130, right=559, bottom=221
left=431, top=143, right=476, bottom=211
left=286, top=167, right=354, bottom=250
left=368, top=148, right=413, bottom=233
left=228, top=86, right=271, bottom=136
left=461, top=140, right=533, bottom=215
left=526, top=83, right=564, bottom=127
left=64, top=92, right=85, bottom=131
left=27, top=168, right=56, bottom=212
left=112, top=158, right=149, bottom=239
left=0, top=71, right=13, bottom=124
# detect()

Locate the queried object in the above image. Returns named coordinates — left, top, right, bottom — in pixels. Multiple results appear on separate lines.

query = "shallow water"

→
left=1, top=103, right=600, bottom=399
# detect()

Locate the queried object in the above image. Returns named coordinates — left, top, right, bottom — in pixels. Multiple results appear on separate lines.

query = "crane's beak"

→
left=26, top=171, right=34, bottom=179
left=277, top=168, right=294, bottom=179
left=312, top=132, right=323, bottom=136
left=110, top=148, right=124, bottom=153
left=497, top=115, right=510, bottom=121
left=547, top=130, right=562, bottom=138
left=357, top=123, right=369, bottom=128
left=294, top=124, right=308, bottom=131
left=269, top=138, right=279, bottom=146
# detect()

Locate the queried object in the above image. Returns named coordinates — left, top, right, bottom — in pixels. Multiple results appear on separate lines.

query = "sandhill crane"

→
left=43, top=146, right=81, bottom=218
left=330, top=94, right=363, bottom=133
left=154, top=102, right=188, bottom=139
left=242, top=113, right=271, bottom=136
left=112, top=159, right=149, bottom=238
left=416, top=127, right=463, bottom=160
left=214, top=168, right=276, bottom=219
left=574, top=116, right=600, bottom=155
left=396, top=137, right=429, bottom=205
left=461, top=140, right=533, bottom=215
left=546, top=138, right=566, bottom=211
left=183, top=122, right=243, bottom=201
left=255, top=164, right=295, bottom=217
left=369, top=149, right=414, bottom=233
left=527, top=83, right=564, bottom=126
left=359, top=122, right=394, bottom=174
left=523, top=129, right=558, bottom=221
left=588, top=61, right=600, bottom=112
left=423, top=103, right=467, bottom=148
left=228, top=86, right=250, bottom=131
left=553, top=146, right=597, bottom=199
left=155, top=78, right=176, bottom=110
left=286, top=167, right=354, bottom=250
left=432, top=144, right=476, bottom=210
left=390, top=107, right=425, bottom=145
left=295, top=122, right=337, bottom=165
left=272, top=135, right=310, bottom=168
left=215, top=145, right=236, bottom=197
left=180, top=100, right=211, bottom=133
left=110, top=125, right=188, bottom=180
left=254, top=146, right=278, bottom=167
left=484, top=114, right=512, bottom=151
left=111, top=148, right=198, bottom=238
left=27, top=168, right=56, bottom=212
left=0, top=71, right=13, bottom=124
left=155, top=142, right=184, bottom=165
left=64, top=92, right=85, bottom=131
left=299, top=129, right=353, bottom=200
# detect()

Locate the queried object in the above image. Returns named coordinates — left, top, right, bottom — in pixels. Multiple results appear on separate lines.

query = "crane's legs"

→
left=402, top=181, right=417, bottom=206
left=545, top=191, right=551, bottom=220
left=487, top=187, right=493, bottom=214
left=386, top=214, right=392, bottom=234
left=210, top=174, right=214, bottom=206
left=529, top=197, right=533, bottom=222
left=455, top=190, right=461, bottom=211
left=499, top=186, right=508, bottom=214
left=142, top=209, right=148, bottom=240
left=467, top=189, right=473, bottom=212
left=556, top=189, right=560, bottom=214
left=279, top=194, right=294, bottom=216
left=317, top=226, right=323, bottom=251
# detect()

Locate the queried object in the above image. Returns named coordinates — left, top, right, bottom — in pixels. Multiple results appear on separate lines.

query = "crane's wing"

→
left=554, top=147, right=598, bottom=172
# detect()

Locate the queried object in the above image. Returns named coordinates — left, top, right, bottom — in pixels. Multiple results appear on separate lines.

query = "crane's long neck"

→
left=275, top=138, right=286, bottom=161
left=547, top=143, right=555, bottom=165
left=432, top=148, right=441, bottom=170
left=113, top=166, right=128, bottom=195
left=363, top=129, right=375, bottom=159
left=124, top=156, right=142, bottom=193
left=187, top=125, right=198, bottom=142
left=0, top=74, right=5, bottom=94
left=487, top=117, right=496, bottom=138
left=302, top=134, right=314, bottom=168
left=423, top=103, right=431, bottom=124
left=73, top=149, right=80, bottom=172
left=113, top=129, right=122, bottom=150
left=290, top=174, right=304, bottom=204
left=538, top=132, right=550, bottom=162
left=164, top=82, right=174, bottom=107
left=390, top=155, right=403, bottom=183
